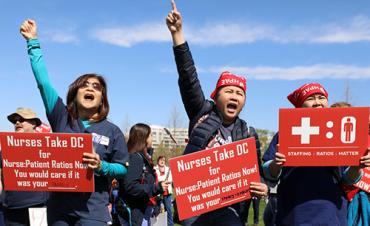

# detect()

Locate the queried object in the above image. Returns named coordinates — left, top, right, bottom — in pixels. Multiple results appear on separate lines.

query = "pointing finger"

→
left=171, top=0, right=178, bottom=12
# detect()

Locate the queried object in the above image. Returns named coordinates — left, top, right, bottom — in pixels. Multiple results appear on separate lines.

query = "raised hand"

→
left=20, top=19, right=38, bottom=40
left=166, top=0, right=182, bottom=33
left=166, top=0, right=185, bottom=46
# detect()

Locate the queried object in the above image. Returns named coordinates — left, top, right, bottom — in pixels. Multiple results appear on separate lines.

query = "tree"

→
left=168, top=105, right=185, bottom=133
left=256, top=128, right=275, bottom=156
left=153, top=141, right=183, bottom=164
left=344, top=82, right=351, bottom=103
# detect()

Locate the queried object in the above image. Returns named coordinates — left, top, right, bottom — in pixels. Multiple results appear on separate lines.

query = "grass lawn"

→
left=245, top=199, right=266, bottom=226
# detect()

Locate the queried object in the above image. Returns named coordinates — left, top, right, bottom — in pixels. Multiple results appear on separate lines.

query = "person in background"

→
left=166, top=1, right=268, bottom=225
left=110, top=179, right=121, bottom=226
left=263, top=83, right=370, bottom=225
left=154, top=156, right=174, bottom=226
left=2, top=108, right=48, bottom=226
left=120, top=123, right=168, bottom=226
left=330, top=101, right=370, bottom=226
left=241, top=196, right=260, bottom=226
left=331, top=102, right=352, bottom=108
left=262, top=179, right=278, bottom=226
left=20, top=20, right=129, bottom=226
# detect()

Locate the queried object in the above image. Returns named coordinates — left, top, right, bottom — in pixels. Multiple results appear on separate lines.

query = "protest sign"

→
left=355, top=167, right=370, bottom=193
left=354, top=135, right=370, bottom=192
left=279, top=107, right=369, bottom=166
left=0, top=132, right=94, bottom=192
left=169, top=138, right=260, bottom=220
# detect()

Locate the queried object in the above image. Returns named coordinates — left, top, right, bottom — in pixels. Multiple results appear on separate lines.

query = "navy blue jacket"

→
left=120, top=152, right=162, bottom=226
left=174, top=42, right=261, bottom=161
left=174, top=42, right=263, bottom=216
left=263, top=133, right=348, bottom=226
left=47, top=98, right=128, bottom=222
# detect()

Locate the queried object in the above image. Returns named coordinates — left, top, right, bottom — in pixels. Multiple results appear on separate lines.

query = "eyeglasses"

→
left=81, top=81, right=103, bottom=92
left=12, top=116, right=33, bottom=124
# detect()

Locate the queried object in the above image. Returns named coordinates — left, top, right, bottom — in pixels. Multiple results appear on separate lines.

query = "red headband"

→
left=287, top=83, right=328, bottom=108
left=210, top=71, right=247, bottom=99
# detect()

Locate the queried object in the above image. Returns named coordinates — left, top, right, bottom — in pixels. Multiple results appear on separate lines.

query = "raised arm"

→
left=166, top=1, right=210, bottom=121
left=20, top=19, right=58, bottom=114
left=166, top=0, right=185, bottom=46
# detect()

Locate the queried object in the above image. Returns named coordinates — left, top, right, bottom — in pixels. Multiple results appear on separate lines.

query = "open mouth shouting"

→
left=77, top=88, right=102, bottom=112
left=226, top=102, right=238, bottom=113
left=84, top=93, right=95, bottom=101
left=215, top=86, right=246, bottom=124
left=80, top=92, right=99, bottom=108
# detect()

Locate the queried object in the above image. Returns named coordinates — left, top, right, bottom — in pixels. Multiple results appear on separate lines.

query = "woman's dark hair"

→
left=66, top=74, right=109, bottom=124
left=157, top=156, right=166, bottom=164
left=127, top=123, right=151, bottom=154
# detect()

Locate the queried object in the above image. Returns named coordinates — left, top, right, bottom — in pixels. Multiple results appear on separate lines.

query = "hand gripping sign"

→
left=169, top=138, right=260, bottom=220
left=355, top=167, right=370, bottom=193
left=0, top=132, right=94, bottom=192
left=279, top=107, right=369, bottom=166
left=354, top=136, right=370, bottom=193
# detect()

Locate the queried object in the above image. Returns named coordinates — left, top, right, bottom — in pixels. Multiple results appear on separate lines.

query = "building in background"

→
left=151, top=125, right=188, bottom=150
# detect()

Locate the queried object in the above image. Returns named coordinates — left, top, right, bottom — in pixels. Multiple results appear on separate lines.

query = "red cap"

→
left=210, top=71, right=247, bottom=99
left=287, top=83, right=328, bottom=108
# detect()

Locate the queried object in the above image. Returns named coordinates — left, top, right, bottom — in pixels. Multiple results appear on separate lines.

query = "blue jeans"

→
left=182, top=207, right=243, bottom=226
left=160, top=195, right=174, bottom=226
left=141, top=206, right=153, bottom=226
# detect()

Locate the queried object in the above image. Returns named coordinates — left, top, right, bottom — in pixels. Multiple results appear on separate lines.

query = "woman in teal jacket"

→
left=20, top=19, right=129, bottom=226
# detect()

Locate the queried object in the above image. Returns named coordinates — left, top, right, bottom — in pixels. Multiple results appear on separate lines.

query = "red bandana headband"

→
left=287, top=83, right=328, bottom=107
left=210, top=71, right=247, bottom=99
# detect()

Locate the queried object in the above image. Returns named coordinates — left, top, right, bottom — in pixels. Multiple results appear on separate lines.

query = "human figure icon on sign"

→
left=341, top=116, right=356, bottom=143
left=344, top=118, right=353, bottom=141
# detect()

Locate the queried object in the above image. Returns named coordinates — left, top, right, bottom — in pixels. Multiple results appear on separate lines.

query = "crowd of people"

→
left=0, top=1, right=369, bottom=226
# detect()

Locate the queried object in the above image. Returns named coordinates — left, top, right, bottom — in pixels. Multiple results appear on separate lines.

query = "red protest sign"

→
left=169, top=138, right=260, bottom=220
left=0, top=132, right=94, bottom=192
left=354, top=136, right=370, bottom=192
left=279, top=107, right=369, bottom=166
left=355, top=167, right=370, bottom=193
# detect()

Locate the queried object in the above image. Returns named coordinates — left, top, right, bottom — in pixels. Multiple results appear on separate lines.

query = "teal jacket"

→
left=27, top=38, right=127, bottom=178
